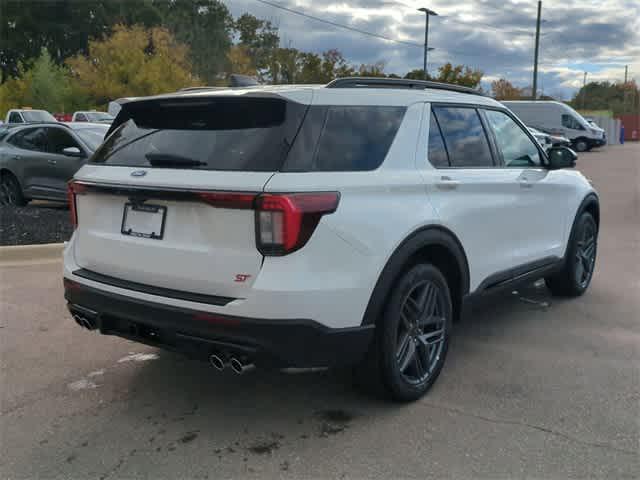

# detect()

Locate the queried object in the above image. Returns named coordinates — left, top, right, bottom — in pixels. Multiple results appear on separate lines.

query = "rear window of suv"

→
left=93, top=98, right=405, bottom=172
left=92, top=97, right=307, bottom=171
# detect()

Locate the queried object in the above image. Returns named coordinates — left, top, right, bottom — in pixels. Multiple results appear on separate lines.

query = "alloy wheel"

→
left=0, top=179, right=18, bottom=206
left=396, top=280, right=447, bottom=385
left=575, top=221, right=597, bottom=288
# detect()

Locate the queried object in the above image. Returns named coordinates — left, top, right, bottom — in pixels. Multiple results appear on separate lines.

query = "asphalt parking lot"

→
left=1, top=143, right=638, bottom=479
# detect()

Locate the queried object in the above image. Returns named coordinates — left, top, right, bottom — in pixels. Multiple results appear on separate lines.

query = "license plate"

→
left=121, top=203, right=166, bottom=240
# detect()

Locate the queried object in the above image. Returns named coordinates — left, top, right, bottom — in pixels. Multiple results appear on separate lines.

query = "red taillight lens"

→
left=197, top=192, right=257, bottom=210
left=67, top=181, right=87, bottom=230
left=255, top=192, right=340, bottom=255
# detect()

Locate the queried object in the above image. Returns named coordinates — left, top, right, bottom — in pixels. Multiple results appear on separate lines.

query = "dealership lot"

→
left=1, top=144, right=638, bottom=478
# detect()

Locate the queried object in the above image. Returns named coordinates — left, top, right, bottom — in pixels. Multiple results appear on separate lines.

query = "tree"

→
left=0, top=0, right=162, bottom=83
left=227, top=45, right=256, bottom=77
left=404, top=69, right=429, bottom=80
left=66, top=25, right=199, bottom=107
left=156, top=0, right=233, bottom=84
left=570, top=81, right=640, bottom=116
left=357, top=61, right=386, bottom=77
left=434, top=63, right=483, bottom=88
left=0, top=48, right=83, bottom=116
left=234, top=13, right=279, bottom=78
left=491, top=78, right=524, bottom=100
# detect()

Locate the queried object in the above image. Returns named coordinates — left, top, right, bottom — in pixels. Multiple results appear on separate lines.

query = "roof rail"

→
left=326, top=77, right=484, bottom=96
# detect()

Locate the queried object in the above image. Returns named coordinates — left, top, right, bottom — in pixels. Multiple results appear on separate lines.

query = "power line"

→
left=253, top=0, right=423, bottom=48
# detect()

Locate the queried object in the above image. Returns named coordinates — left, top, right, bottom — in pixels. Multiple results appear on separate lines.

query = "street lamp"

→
left=418, top=7, right=438, bottom=80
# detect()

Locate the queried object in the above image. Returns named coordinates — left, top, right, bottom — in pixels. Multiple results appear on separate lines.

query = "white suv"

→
left=63, top=78, right=599, bottom=401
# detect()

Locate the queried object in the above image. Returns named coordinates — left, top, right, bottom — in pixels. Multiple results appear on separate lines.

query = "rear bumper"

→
left=64, top=278, right=374, bottom=368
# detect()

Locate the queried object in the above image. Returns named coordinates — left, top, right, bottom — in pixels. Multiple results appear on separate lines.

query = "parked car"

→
left=0, top=122, right=107, bottom=205
left=72, top=111, right=114, bottom=124
left=4, top=109, right=57, bottom=124
left=502, top=101, right=605, bottom=152
left=63, top=78, right=599, bottom=401
left=528, top=127, right=552, bottom=151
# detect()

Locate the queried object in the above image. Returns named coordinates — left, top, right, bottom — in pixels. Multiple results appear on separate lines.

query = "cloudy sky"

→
left=225, top=0, right=639, bottom=98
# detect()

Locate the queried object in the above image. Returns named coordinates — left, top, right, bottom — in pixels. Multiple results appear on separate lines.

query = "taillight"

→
left=67, top=180, right=87, bottom=230
left=255, top=192, right=340, bottom=255
left=196, top=192, right=256, bottom=210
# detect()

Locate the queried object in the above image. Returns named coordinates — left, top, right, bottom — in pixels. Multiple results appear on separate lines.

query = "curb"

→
left=0, top=243, right=64, bottom=266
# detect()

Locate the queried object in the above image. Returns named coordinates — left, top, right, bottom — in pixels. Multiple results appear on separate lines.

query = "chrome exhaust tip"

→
left=230, top=357, right=255, bottom=375
left=209, top=354, right=226, bottom=371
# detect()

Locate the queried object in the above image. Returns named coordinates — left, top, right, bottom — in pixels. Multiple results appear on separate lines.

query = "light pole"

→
left=532, top=0, right=542, bottom=100
left=418, top=7, right=438, bottom=80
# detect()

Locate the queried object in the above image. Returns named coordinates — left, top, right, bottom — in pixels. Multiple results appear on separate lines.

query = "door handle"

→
left=11, top=155, right=21, bottom=160
left=47, top=159, right=57, bottom=165
left=519, top=179, right=533, bottom=188
left=436, top=176, right=460, bottom=190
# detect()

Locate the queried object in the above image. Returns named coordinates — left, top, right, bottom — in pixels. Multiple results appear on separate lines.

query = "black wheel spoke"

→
left=398, top=339, right=416, bottom=373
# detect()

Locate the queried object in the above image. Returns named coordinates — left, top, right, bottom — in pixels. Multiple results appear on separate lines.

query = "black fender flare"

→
left=361, top=226, right=470, bottom=326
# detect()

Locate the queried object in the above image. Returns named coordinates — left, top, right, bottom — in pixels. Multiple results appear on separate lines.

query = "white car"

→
left=71, top=111, right=114, bottom=124
left=63, top=78, right=599, bottom=401
left=5, top=109, right=57, bottom=124
left=528, top=127, right=552, bottom=151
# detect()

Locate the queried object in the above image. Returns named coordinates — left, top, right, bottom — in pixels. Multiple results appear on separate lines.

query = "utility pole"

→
left=624, top=65, right=628, bottom=83
left=532, top=0, right=542, bottom=100
left=418, top=7, right=438, bottom=80
left=582, top=71, right=587, bottom=110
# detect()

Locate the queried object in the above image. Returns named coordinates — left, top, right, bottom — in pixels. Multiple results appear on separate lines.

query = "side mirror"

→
left=62, top=146, right=84, bottom=158
left=547, top=146, right=577, bottom=170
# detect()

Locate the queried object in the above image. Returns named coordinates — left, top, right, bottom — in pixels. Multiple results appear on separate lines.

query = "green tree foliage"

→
left=66, top=25, right=199, bottom=107
left=570, top=81, right=640, bottom=116
left=0, top=0, right=162, bottom=83
left=0, top=48, right=84, bottom=116
left=156, top=0, right=233, bottom=84
left=234, top=13, right=279, bottom=76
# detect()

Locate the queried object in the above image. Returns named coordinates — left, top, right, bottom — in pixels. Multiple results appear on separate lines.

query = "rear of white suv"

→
left=64, top=78, right=599, bottom=401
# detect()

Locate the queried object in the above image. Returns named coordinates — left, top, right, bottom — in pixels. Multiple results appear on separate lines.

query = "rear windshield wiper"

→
left=145, top=152, right=207, bottom=168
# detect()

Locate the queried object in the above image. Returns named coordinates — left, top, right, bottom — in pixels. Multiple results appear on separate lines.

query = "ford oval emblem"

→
left=131, top=170, right=147, bottom=177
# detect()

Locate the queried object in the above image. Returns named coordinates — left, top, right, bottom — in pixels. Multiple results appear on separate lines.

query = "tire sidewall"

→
left=574, top=139, right=589, bottom=152
left=379, top=264, right=452, bottom=401
left=566, top=212, right=597, bottom=294
left=1, top=174, right=25, bottom=206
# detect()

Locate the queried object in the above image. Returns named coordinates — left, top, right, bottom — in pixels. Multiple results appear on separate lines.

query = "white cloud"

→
left=226, top=0, right=639, bottom=96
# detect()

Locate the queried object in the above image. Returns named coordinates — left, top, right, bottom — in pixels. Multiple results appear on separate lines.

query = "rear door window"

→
left=8, top=127, right=48, bottom=152
left=92, top=97, right=307, bottom=171
left=312, top=106, right=405, bottom=171
left=432, top=106, right=494, bottom=168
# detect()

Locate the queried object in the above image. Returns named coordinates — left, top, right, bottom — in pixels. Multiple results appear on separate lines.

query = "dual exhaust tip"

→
left=209, top=354, right=255, bottom=374
left=73, top=313, right=96, bottom=330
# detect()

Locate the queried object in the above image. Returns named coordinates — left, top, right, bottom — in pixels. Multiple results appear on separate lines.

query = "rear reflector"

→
left=255, top=192, right=340, bottom=255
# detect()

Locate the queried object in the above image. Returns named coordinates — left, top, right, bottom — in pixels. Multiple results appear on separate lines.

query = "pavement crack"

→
left=423, top=402, right=638, bottom=456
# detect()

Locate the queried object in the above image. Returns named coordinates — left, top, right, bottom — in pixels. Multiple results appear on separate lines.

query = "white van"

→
left=502, top=101, right=605, bottom=152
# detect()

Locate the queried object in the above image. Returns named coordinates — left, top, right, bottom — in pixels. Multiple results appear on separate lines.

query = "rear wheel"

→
left=546, top=212, right=597, bottom=296
left=573, top=138, right=589, bottom=152
left=357, top=264, right=452, bottom=402
left=0, top=173, right=26, bottom=206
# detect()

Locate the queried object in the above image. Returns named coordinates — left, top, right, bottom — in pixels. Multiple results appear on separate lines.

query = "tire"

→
left=573, top=139, right=589, bottom=152
left=0, top=173, right=27, bottom=206
left=355, top=264, right=453, bottom=402
left=546, top=212, right=597, bottom=297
